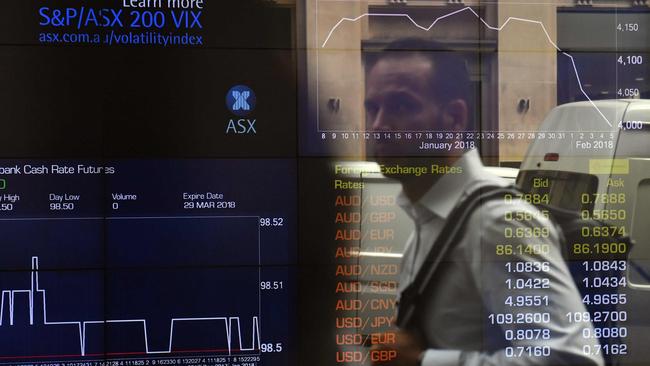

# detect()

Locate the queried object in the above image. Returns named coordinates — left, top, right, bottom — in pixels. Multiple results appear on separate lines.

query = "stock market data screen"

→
left=1, top=1, right=649, bottom=366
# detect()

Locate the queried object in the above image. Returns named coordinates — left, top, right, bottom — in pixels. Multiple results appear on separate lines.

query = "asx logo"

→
left=226, top=85, right=256, bottom=116
left=225, top=85, right=257, bottom=134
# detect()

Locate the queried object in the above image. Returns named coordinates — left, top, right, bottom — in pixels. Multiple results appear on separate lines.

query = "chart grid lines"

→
left=316, top=3, right=615, bottom=132
left=0, top=214, right=265, bottom=360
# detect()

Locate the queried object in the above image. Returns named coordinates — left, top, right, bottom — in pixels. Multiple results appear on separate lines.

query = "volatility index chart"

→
left=0, top=160, right=295, bottom=366
left=304, top=0, right=647, bottom=157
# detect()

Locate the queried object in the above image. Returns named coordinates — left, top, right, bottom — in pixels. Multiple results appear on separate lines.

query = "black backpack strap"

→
left=396, top=184, right=520, bottom=328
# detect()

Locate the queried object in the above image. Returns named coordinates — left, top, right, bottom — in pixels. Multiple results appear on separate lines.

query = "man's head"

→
left=364, top=38, right=473, bottom=158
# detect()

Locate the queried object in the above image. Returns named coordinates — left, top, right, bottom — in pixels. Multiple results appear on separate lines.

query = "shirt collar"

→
left=398, top=149, right=485, bottom=221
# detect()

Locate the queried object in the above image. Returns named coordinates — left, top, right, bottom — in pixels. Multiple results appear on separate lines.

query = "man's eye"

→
left=387, top=97, right=417, bottom=114
left=365, top=102, right=379, bottom=117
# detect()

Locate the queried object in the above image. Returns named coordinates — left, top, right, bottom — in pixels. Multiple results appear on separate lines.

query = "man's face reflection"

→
left=365, top=53, right=444, bottom=159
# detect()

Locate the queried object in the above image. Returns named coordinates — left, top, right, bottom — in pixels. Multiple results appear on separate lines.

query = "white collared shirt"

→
left=397, top=150, right=603, bottom=366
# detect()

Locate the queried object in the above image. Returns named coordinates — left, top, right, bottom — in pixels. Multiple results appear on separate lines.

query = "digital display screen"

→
left=0, top=159, right=295, bottom=365
left=1, top=1, right=649, bottom=366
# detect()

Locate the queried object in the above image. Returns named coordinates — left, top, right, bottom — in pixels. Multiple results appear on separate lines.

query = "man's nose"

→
left=370, top=108, right=391, bottom=132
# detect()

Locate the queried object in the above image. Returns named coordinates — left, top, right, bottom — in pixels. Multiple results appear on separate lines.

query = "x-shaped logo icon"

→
left=232, top=91, right=251, bottom=111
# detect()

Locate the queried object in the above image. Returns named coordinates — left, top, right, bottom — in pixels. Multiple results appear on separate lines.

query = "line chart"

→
left=319, top=6, right=614, bottom=128
left=0, top=257, right=261, bottom=358
left=0, top=160, right=294, bottom=365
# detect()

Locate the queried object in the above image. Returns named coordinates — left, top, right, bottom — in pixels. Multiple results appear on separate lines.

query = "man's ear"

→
left=441, top=99, right=469, bottom=132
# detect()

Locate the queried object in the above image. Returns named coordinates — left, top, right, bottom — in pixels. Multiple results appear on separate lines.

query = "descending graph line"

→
left=0, top=257, right=261, bottom=358
left=320, top=6, right=614, bottom=127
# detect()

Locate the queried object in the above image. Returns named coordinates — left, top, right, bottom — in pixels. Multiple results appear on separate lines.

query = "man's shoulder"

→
left=456, top=190, right=563, bottom=274
left=467, top=191, right=557, bottom=231
left=462, top=191, right=561, bottom=249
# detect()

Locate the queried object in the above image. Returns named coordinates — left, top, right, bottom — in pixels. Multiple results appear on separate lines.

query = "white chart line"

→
left=0, top=257, right=261, bottom=357
left=320, top=6, right=613, bottom=128
left=0, top=216, right=260, bottom=222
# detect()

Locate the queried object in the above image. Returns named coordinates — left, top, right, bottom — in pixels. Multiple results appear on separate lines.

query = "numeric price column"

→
left=488, top=205, right=557, bottom=360
left=570, top=170, right=631, bottom=363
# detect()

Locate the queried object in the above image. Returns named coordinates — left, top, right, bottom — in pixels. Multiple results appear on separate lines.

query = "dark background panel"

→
left=0, top=0, right=296, bottom=158
left=0, top=0, right=295, bottom=49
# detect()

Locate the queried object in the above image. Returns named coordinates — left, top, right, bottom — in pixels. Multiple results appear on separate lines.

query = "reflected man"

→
left=364, top=38, right=603, bottom=366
